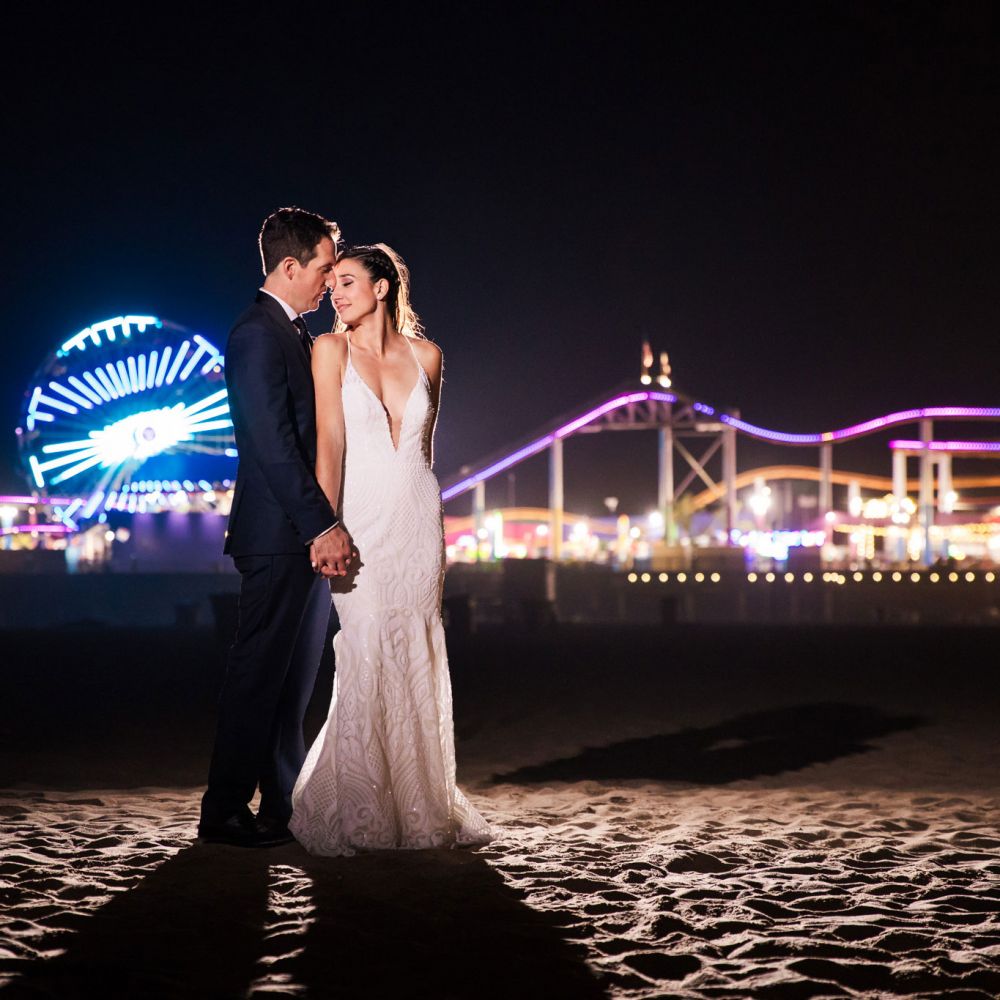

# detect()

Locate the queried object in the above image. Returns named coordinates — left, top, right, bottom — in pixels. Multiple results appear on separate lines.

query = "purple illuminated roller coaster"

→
left=440, top=388, right=1000, bottom=502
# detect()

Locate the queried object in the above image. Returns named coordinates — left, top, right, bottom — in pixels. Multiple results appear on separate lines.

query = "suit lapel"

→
left=254, top=292, right=313, bottom=376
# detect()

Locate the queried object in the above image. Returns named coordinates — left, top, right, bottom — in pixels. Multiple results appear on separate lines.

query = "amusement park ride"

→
left=16, top=314, right=235, bottom=529
left=5, top=320, right=1000, bottom=571
left=439, top=344, right=1000, bottom=566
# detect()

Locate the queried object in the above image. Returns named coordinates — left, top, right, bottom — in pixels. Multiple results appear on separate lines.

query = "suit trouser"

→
left=201, top=554, right=332, bottom=826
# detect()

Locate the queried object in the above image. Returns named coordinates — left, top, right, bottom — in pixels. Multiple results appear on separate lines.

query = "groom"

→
left=199, top=207, right=354, bottom=848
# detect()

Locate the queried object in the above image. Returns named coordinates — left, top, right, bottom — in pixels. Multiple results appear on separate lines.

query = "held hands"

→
left=310, top=525, right=355, bottom=578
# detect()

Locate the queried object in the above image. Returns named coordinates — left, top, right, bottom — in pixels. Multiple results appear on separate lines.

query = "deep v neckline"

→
left=346, top=334, right=425, bottom=452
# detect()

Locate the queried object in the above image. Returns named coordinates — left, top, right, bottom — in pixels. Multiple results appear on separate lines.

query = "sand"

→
left=2, top=624, right=1000, bottom=998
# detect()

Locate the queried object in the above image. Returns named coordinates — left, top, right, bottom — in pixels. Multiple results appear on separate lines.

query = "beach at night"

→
left=3, top=5, right=999, bottom=997
left=3, top=623, right=999, bottom=998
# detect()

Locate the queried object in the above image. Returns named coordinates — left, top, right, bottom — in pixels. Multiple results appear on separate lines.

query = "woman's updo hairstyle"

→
left=335, top=243, right=424, bottom=338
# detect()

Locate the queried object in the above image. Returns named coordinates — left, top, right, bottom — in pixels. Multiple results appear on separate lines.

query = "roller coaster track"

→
left=689, top=467, right=1000, bottom=511
left=441, top=381, right=1000, bottom=503
left=441, top=469, right=1000, bottom=535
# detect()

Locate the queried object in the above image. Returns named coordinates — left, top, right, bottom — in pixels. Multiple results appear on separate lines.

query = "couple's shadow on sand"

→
left=7, top=845, right=607, bottom=1000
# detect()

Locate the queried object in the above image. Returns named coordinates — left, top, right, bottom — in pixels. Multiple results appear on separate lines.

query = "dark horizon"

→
left=3, top=3, right=997, bottom=514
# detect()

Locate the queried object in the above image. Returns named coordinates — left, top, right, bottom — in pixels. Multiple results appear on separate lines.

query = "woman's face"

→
left=332, top=259, right=381, bottom=326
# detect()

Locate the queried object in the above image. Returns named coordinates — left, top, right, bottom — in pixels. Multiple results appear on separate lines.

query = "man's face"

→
left=289, top=237, right=337, bottom=314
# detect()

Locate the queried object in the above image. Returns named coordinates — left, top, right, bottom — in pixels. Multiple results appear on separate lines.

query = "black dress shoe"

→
left=197, top=807, right=266, bottom=848
left=255, top=814, right=295, bottom=847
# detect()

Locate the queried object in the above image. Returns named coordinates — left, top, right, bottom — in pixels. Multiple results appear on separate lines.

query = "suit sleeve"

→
left=226, top=322, right=337, bottom=546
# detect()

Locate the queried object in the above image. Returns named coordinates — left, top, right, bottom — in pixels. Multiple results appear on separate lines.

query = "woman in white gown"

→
left=290, top=244, right=495, bottom=856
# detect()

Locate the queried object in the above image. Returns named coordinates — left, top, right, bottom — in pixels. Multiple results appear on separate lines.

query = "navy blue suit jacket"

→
left=223, top=292, right=337, bottom=556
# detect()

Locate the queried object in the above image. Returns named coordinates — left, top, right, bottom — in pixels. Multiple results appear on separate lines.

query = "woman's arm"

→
left=311, top=333, right=349, bottom=513
left=414, top=338, right=444, bottom=466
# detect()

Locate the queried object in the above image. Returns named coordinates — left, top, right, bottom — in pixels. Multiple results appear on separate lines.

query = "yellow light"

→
left=747, top=572, right=758, bottom=582
left=948, top=572, right=959, bottom=582
left=892, top=572, right=902, bottom=582
left=627, top=572, right=638, bottom=583
left=658, top=572, right=668, bottom=582
left=641, top=572, right=651, bottom=583
left=872, top=571, right=883, bottom=582
left=765, top=572, right=775, bottom=583
left=910, top=572, right=920, bottom=583
left=862, top=498, right=889, bottom=519
left=965, top=572, right=975, bottom=582
left=784, top=572, right=794, bottom=583
left=803, top=572, right=814, bottom=582
left=677, top=572, right=687, bottom=583
left=853, top=572, right=863, bottom=582
left=694, top=572, right=705, bottom=582
left=710, top=572, right=721, bottom=583
left=986, top=572, right=996, bottom=583
left=929, top=572, right=940, bottom=582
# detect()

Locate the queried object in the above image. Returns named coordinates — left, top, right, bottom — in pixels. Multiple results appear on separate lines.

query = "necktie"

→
left=292, top=316, right=312, bottom=355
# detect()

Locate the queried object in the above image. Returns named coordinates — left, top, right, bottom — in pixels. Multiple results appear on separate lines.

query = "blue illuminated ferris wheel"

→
left=18, top=314, right=237, bottom=522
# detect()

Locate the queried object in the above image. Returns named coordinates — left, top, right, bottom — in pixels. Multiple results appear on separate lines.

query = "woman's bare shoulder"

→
left=312, top=332, right=348, bottom=388
left=313, top=331, right=349, bottom=360
left=312, top=333, right=347, bottom=378
left=411, top=336, right=442, bottom=368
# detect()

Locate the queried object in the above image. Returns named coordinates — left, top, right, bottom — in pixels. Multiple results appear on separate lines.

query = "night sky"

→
left=3, top=3, right=997, bottom=515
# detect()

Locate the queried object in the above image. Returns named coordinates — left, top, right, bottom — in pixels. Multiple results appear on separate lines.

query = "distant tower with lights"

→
left=640, top=341, right=672, bottom=388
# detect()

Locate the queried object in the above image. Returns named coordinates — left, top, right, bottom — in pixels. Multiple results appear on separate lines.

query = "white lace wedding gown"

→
left=289, top=334, right=495, bottom=856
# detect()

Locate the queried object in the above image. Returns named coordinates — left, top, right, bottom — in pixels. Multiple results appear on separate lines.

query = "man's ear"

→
left=280, top=256, right=299, bottom=281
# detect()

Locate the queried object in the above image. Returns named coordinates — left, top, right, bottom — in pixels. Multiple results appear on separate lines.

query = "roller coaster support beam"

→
left=549, top=437, right=564, bottom=561
left=819, top=444, right=833, bottom=517
left=723, top=424, right=737, bottom=540
left=473, top=481, right=485, bottom=559
left=657, top=413, right=675, bottom=542
left=892, top=449, right=907, bottom=562
left=937, top=453, right=953, bottom=514
left=919, top=419, right=934, bottom=565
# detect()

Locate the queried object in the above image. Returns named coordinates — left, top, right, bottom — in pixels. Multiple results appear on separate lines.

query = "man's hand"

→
left=310, top=525, right=354, bottom=577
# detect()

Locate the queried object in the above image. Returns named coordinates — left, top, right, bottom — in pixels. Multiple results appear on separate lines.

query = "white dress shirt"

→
left=258, top=287, right=300, bottom=322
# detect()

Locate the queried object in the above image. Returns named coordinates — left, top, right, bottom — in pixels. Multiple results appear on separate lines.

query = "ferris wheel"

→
left=18, top=314, right=237, bottom=524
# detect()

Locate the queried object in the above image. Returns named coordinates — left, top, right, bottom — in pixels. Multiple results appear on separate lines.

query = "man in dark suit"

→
left=199, top=207, right=354, bottom=847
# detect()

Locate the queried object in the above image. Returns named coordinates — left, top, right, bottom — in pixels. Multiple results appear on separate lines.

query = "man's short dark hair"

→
left=259, top=207, right=340, bottom=275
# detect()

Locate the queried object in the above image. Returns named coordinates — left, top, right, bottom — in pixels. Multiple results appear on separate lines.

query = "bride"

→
left=289, top=243, right=495, bottom=855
